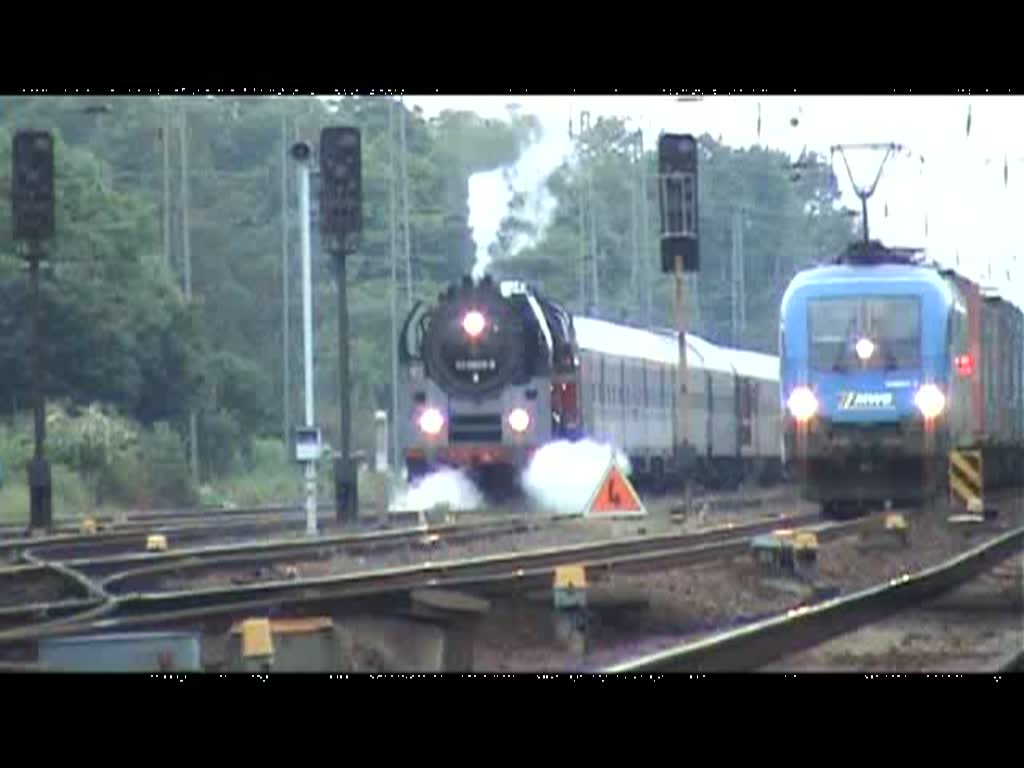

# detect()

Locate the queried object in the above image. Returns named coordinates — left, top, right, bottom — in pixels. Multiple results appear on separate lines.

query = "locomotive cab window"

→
left=808, top=296, right=921, bottom=371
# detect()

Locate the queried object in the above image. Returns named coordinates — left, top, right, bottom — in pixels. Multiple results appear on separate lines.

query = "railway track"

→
left=0, top=512, right=548, bottom=631
left=0, top=482, right=804, bottom=542
left=0, top=509, right=846, bottom=646
left=0, top=512, right=541, bottom=591
left=602, top=523, right=1024, bottom=673
left=0, top=502, right=332, bottom=539
left=0, top=510, right=346, bottom=563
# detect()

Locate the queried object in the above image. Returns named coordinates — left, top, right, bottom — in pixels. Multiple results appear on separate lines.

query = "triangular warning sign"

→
left=585, top=460, right=647, bottom=518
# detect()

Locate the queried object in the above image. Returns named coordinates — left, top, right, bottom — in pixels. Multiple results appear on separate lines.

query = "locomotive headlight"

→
left=462, top=310, right=486, bottom=338
left=855, top=337, right=875, bottom=361
left=786, top=386, right=818, bottom=422
left=508, top=407, right=530, bottom=433
left=418, top=407, right=445, bottom=436
left=913, top=383, right=946, bottom=419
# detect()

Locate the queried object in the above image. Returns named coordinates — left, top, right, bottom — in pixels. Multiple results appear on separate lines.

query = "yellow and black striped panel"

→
left=949, top=449, right=983, bottom=510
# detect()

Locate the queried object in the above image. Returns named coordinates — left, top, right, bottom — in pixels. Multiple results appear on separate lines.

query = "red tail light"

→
left=560, top=381, right=578, bottom=424
left=955, top=354, right=974, bottom=376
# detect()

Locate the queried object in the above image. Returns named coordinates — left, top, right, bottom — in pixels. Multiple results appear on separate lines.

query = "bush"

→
left=201, top=409, right=244, bottom=478
left=46, top=402, right=141, bottom=506
left=0, top=481, right=28, bottom=524
left=0, top=462, right=92, bottom=523
left=51, top=463, right=93, bottom=516
left=203, top=438, right=298, bottom=507
left=99, top=451, right=148, bottom=508
left=141, top=422, right=195, bottom=507
left=0, top=422, right=33, bottom=479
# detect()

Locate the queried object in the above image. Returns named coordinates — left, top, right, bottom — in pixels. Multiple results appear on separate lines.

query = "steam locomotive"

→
left=398, top=275, right=782, bottom=497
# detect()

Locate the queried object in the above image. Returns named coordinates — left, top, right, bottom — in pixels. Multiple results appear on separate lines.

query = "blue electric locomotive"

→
left=779, top=241, right=1024, bottom=518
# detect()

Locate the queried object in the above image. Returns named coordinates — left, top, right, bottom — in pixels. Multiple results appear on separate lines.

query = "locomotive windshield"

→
left=808, top=296, right=921, bottom=371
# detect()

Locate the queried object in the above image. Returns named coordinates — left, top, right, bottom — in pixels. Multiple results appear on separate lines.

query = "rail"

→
left=603, top=524, right=1024, bottom=673
left=0, top=512, right=854, bottom=643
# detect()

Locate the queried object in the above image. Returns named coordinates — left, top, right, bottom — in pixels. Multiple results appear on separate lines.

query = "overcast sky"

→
left=408, top=95, right=1024, bottom=311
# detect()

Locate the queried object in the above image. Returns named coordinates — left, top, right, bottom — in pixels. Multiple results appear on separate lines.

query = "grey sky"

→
left=409, top=95, right=1024, bottom=311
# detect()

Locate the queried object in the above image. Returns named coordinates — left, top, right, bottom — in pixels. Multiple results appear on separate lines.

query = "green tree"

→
left=0, top=127, right=206, bottom=429
left=1, top=96, right=542, bottom=472
left=46, top=402, right=140, bottom=506
left=491, top=125, right=855, bottom=354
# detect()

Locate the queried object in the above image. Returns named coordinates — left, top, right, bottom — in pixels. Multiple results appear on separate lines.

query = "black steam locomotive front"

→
left=421, top=278, right=529, bottom=399
left=401, top=276, right=560, bottom=488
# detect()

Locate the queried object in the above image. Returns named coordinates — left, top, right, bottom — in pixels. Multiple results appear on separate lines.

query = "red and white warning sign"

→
left=584, top=460, right=647, bottom=518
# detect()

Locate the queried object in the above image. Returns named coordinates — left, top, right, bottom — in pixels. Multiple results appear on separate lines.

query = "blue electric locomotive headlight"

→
left=786, top=386, right=818, bottom=422
left=913, top=384, right=946, bottom=419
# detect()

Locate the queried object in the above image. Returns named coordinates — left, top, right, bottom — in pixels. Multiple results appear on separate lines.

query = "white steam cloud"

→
left=389, top=468, right=483, bottom=513
left=521, top=439, right=632, bottom=516
left=466, top=115, right=566, bottom=282
left=468, top=170, right=512, bottom=281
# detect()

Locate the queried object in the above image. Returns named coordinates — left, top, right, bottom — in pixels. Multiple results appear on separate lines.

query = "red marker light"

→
left=462, top=311, right=486, bottom=338
left=955, top=354, right=974, bottom=376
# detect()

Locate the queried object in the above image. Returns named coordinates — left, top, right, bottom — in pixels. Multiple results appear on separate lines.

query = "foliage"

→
left=0, top=419, right=102, bottom=522
left=46, top=402, right=140, bottom=506
left=0, top=97, right=540, bottom=477
left=0, top=125, right=206, bottom=432
left=200, top=407, right=243, bottom=478
left=201, top=437, right=298, bottom=508
left=490, top=120, right=855, bottom=354
left=140, top=422, right=195, bottom=507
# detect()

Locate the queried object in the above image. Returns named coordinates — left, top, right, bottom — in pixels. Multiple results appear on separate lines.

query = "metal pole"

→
left=281, top=115, right=292, bottom=450
left=578, top=111, right=599, bottom=312
left=335, top=246, right=355, bottom=523
left=162, top=102, right=172, bottom=270
left=737, top=207, right=745, bottom=337
left=638, top=131, right=652, bottom=326
left=28, top=248, right=51, bottom=531
left=571, top=113, right=585, bottom=313
left=399, top=99, right=413, bottom=306
left=587, top=164, right=599, bottom=311
left=297, top=156, right=318, bottom=537
left=31, top=256, right=44, bottom=462
left=577, top=175, right=587, bottom=312
left=731, top=208, right=740, bottom=346
left=861, top=194, right=870, bottom=243
left=629, top=146, right=640, bottom=318
left=388, top=100, right=400, bottom=473
left=179, top=107, right=199, bottom=486
left=674, top=252, right=690, bottom=509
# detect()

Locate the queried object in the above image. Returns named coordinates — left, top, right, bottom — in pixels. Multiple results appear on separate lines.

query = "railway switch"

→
left=229, top=618, right=338, bottom=672
left=751, top=530, right=818, bottom=582
left=553, top=565, right=589, bottom=656
left=553, top=565, right=588, bottom=610
left=860, top=513, right=910, bottom=550
left=238, top=618, right=275, bottom=672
